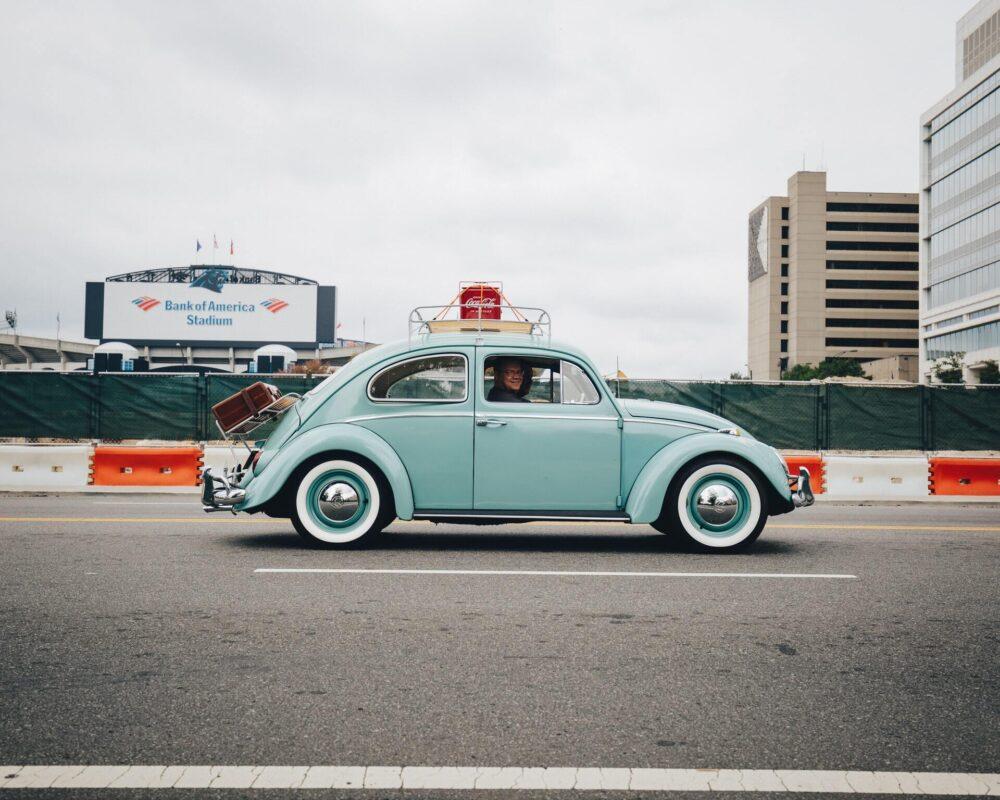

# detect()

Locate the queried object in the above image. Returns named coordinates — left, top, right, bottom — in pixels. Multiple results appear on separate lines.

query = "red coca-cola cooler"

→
left=459, top=284, right=502, bottom=320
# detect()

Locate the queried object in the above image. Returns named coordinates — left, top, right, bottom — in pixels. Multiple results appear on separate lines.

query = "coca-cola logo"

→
left=464, top=296, right=497, bottom=307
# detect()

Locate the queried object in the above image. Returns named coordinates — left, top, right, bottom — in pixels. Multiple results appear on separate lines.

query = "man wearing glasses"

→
left=487, top=357, right=532, bottom=402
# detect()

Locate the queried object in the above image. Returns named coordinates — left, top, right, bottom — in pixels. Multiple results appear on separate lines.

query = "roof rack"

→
left=408, top=304, right=551, bottom=342
left=409, top=282, right=551, bottom=343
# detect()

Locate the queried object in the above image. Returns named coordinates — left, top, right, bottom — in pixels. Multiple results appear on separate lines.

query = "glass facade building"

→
left=919, top=0, right=1000, bottom=382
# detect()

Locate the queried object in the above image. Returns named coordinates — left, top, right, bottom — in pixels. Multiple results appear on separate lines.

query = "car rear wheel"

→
left=652, top=456, right=768, bottom=551
left=291, top=459, right=388, bottom=547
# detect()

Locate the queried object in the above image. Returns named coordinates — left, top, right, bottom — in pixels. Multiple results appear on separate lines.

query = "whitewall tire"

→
left=291, top=459, right=383, bottom=546
left=653, top=457, right=769, bottom=551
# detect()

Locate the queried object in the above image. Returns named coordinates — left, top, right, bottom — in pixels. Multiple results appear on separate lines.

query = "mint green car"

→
left=203, top=332, right=813, bottom=550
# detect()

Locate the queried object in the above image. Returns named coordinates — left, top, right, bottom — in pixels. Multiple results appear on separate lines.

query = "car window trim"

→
left=367, top=352, right=469, bottom=404
left=480, top=353, right=606, bottom=408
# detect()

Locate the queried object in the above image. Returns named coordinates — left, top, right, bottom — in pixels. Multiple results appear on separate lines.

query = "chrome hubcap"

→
left=318, top=482, right=360, bottom=522
left=695, top=484, right=739, bottom=525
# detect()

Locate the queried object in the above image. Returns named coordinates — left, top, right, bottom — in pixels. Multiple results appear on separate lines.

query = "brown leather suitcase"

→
left=212, top=382, right=285, bottom=435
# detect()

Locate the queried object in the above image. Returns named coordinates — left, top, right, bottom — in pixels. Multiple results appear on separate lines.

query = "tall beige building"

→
left=747, top=171, right=919, bottom=380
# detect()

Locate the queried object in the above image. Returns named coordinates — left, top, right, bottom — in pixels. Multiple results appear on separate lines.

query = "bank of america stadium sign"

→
left=89, top=275, right=334, bottom=347
left=130, top=296, right=291, bottom=327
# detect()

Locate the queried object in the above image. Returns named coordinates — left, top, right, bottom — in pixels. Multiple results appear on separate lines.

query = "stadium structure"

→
left=1, top=266, right=369, bottom=373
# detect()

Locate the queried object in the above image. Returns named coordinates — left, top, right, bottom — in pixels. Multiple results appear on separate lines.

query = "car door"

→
left=473, top=348, right=622, bottom=512
left=356, top=348, right=474, bottom=510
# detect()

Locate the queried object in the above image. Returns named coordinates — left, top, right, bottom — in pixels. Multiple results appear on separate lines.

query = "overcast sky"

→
left=0, top=0, right=971, bottom=376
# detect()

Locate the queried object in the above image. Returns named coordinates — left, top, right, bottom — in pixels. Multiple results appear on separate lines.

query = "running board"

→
left=413, top=509, right=631, bottom=522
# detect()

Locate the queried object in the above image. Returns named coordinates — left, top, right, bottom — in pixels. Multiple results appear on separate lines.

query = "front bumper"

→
left=202, top=466, right=247, bottom=514
left=788, top=467, right=815, bottom=508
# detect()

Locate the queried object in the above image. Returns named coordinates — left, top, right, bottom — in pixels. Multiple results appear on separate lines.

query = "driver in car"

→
left=488, top=358, right=532, bottom=402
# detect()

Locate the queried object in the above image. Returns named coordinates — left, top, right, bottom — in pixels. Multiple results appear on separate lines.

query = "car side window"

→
left=559, top=360, right=600, bottom=405
left=482, top=355, right=601, bottom=405
left=483, top=355, right=558, bottom=403
left=368, top=354, right=467, bottom=402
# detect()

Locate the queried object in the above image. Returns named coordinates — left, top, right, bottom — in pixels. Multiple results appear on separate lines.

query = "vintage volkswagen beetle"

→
left=203, top=317, right=813, bottom=550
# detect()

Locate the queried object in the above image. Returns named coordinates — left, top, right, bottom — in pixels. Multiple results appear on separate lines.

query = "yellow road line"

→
left=0, top=517, right=998, bottom=532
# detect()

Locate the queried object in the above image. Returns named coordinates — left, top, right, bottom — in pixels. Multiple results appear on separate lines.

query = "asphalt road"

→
left=1, top=494, right=998, bottom=796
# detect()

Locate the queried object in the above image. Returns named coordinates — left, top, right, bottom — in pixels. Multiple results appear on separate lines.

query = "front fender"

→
left=238, top=423, right=415, bottom=519
left=625, top=433, right=791, bottom=523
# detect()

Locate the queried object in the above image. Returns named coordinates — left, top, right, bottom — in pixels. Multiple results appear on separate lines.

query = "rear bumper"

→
left=201, top=467, right=247, bottom=514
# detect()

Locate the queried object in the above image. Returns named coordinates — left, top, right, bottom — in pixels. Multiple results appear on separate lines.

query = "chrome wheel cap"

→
left=695, top=484, right=739, bottom=525
left=318, top=482, right=360, bottom=522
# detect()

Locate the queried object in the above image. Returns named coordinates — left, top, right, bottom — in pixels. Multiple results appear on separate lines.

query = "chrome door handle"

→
left=475, top=418, right=507, bottom=427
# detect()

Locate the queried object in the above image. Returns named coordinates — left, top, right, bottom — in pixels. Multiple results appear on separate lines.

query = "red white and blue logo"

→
left=261, top=298, right=289, bottom=313
left=132, top=296, right=160, bottom=311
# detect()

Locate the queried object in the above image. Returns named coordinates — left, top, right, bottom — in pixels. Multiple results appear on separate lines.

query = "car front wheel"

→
left=652, top=456, right=768, bottom=551
left=291, top=459, right=388, bottom=547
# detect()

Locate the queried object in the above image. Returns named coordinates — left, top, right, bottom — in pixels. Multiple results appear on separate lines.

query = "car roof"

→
left=371, top=332, right=595, bottom=363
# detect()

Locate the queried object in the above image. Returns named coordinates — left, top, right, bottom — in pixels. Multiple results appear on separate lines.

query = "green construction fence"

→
left=0, top=373, right=998, bottom=450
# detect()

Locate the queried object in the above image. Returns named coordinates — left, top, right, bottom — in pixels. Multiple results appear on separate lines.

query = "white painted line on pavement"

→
left=91, top=501, right=193, bottom=506
left=0, top=766, right=995, bottom=792
left=254, top=568, right=857, bottom=579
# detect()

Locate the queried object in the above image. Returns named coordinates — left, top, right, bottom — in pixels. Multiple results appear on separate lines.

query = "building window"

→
left=781, top=282, right=788, bottom=296
left=969, top=304, right=999, bottom=320
left=781, top=263, right=788, bottom=277
left=781, top=207, right=789, bottom=220
left=825, top=337, right=919, bottom=348
left=925, top=320, right=1000, bottom=359
left=826, top=202, right=918, bottom=213
left=826, top=260, right=917, bottom=271
left=827, top=298, right=918, bottom=309
left=826, top=279, right=918, bottom=290
left=781, top=225, right=789, bottom=239
left=780, top=339, right=788, bottom=352
left=781, top=244, right=789, bottom=257
left=780, top=320, right=788, bottom=333
left=927, top=261, right=1000, bottom=308
left=934, top=315, right=965, bottom=329
left=779, top=357, right=789, bottom=371
left=826, top=221, right=918, bottom=233
left=825, top=318, right=919, bottom=329
left=780, top=301, right=788, bottom=314
left=827, top=241, right=919, bottom=252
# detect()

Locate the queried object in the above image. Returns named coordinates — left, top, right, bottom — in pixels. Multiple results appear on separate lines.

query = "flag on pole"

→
left=196, top=239, right=202, bottom=252
left=213, top=234, right=218, bottom=249
left=230, top=239, right=234, bottom=256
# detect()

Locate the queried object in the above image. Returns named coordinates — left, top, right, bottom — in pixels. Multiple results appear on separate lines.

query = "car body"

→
left=203, top=331, right=813, bottom=549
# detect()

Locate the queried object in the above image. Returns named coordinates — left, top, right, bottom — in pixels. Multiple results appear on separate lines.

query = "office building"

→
left=920, top=0, right=1000, bottom=382
left=748, top=171, right=919, bottom=381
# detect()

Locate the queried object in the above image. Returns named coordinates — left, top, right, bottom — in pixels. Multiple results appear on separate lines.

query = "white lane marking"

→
left=91, top=502, right=192, bottom=506
left=254, top=568, right=857, bottom=579
left=0, top=766, right=995, bottom=792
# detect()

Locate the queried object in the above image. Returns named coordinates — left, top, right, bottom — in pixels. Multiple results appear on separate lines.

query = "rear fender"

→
left=237, top=423, right=415, bottom=519
left=625, top=433, right=791, bottom=523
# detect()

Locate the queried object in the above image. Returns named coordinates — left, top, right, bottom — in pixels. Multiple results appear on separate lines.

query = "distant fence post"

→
left=920, top=384, right=932, bottom=451
left=816, top=383, right=828, bottom=451
left=90, top=373, right=102, bottom=440
left=196, top=374, right=209, bottom=441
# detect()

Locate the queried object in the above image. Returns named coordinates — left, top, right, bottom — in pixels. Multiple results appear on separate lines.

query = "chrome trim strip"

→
left=413, top=512, right=631, bottom=521
left=344, top=411, right=474, bottom=423
left=367, top=352, right=469, bottom=404
left=473, top=413, right=620, bottom=422
left=623, top=417, right=714, bottom=432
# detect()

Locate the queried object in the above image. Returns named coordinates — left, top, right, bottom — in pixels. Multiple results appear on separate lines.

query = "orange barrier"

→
left=781, top=453, right=825, bottom=494
left=929, top=457, right=1000, bottom=496
left=90, top=446, right=203, bottom=487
